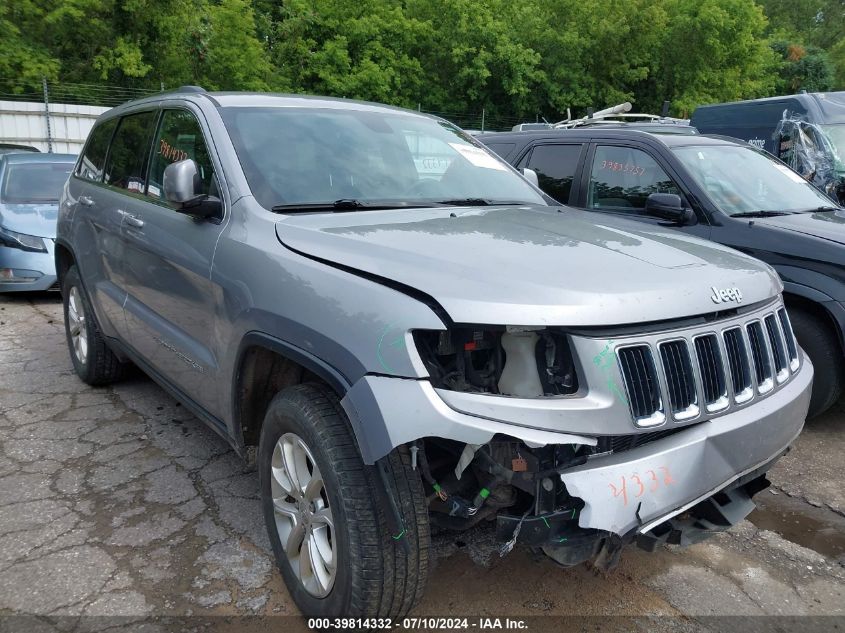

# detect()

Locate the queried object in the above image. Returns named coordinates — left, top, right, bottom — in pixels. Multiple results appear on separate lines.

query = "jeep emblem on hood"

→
left=711, top=286, right=743, bottom=304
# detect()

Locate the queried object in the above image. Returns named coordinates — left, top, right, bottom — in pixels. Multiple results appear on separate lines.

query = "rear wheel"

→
left=62, top=265, right=127, bottom=385
left=789, top=306, right=843, bottom=418
left=258, top=383, right=430, bottom=617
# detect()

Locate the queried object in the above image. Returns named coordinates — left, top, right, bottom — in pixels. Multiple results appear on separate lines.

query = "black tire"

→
left=258, top=383, right=430, bottom=617
left=789, top=306, right=843, bottom=418
left=62, top=265, right=127, bottom=385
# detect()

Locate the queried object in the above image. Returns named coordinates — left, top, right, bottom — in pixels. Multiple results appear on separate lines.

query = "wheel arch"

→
left=782, top=286, right=845, bottom=354
left=54, top=239, right=76, bottom=291
left=232, top=332, right=351, bottom=450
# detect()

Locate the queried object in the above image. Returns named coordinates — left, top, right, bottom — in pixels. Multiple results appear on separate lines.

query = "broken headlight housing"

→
left=413, top=327, right=578, bottom=397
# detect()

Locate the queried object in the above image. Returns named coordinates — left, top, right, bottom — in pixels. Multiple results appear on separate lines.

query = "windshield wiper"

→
left=730, top=210, right=790, bottom=218
left=435, top=198, right=532, bottom=206
left=792, top=205, right=841, bottom=213
left=271, top=199, right=436, bottom=213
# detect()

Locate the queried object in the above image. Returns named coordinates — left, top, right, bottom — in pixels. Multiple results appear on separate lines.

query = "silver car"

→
left=0, top=153, right=75, bottom=291
left=56, top=89, right=813, bottom=617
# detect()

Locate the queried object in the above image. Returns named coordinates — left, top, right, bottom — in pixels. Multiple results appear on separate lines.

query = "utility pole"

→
left=42, top=77, right=53, bottom=153
left=481, top=108, right=485, bottom=133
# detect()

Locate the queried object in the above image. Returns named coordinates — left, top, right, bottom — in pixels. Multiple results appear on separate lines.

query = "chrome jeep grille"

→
left=659, top=340, right=698, bottom=418
left=616, top=302, right=800, bottom=427
left=617, top=346, right=663, bottom=424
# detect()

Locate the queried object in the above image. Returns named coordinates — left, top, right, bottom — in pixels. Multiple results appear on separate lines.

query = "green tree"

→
left=757, top=0, right=845, bottom=88
left=771, top=40, right=834, bottom=92
left=0, top=1, right=59, bottom=94
left=196, top=0, right=276, bottom=90
left=268, top=0, right=430, bottom=105
left=405, top=0, right=546, bottom=118
left=652, top=0, right=778, bottom=114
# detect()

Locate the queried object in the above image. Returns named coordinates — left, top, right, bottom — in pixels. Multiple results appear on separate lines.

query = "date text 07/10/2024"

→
left=308, top=617, right=529, bottom=630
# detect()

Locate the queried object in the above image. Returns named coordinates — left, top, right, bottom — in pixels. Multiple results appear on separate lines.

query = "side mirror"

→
left=522, top=167, right=539, bottom=187
left=163, top=159, right=221, bottom=219
left=645, top=192, right=695, bottom=225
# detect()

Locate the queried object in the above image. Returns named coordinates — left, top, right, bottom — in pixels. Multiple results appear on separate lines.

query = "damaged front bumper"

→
left=342, top=342, right=812, bottom=564
left=559, top=353, right=811, bottom=537
left=495, top=352, right=812, bottom=566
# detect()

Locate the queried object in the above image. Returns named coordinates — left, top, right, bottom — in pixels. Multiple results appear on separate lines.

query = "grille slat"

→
left=747, top=321, right=773, bottom=388
left=618, top=346, right=661, bottom=422
left=765, top=314, right=788, bottom=378
left=723, top=327, right=752, bottom=399
left=660, top=341, right=696, bottom=415
left=694, top=335, right=726, bottom=406
left=777, top=308, right=799, bottom=367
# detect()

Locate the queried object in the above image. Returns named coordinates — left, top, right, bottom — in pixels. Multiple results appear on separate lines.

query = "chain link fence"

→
left=0, top=78, right=543, bottom=133
left=0, top=79, right=160, bottom=108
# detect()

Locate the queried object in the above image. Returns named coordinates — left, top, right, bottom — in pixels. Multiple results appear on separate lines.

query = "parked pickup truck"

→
left=58, top=88, right=812, bottom=617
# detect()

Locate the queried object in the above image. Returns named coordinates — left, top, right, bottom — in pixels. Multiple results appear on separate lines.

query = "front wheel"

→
left=258, top=383, right=430, bottom=617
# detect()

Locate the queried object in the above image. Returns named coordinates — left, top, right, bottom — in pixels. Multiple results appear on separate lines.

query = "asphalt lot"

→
left=1, top=292, right=844, bottom=630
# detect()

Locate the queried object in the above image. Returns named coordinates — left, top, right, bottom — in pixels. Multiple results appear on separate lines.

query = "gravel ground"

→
left=1, top=292, right=843, bottom=631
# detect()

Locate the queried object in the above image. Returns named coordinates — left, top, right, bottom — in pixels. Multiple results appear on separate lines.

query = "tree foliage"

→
left=772, top=41, right=834, bottom=92
left=0, top=0, right=840, bottom=123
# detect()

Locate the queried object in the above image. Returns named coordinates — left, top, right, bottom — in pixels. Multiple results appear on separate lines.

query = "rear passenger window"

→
left=525, top=144, right=582, bottom=203
left=104, top=111, right=157, bottom=193
left=76, top=119, right=117, bottom=182
left=588, top=145, right=680, bottom=212
left=147, top=110, right=215, bottom=204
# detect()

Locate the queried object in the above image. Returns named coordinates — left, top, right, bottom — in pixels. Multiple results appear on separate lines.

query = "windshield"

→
left=820, top=125, right=845, bottom=173
left=1, top=162, right=74, bottom=204
left=220, top=106, right=546, bottom=210
left=672, top=145, right=837, bottom=216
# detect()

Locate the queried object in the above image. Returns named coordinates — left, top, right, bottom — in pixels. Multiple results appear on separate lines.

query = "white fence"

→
left=0, top=100, right=109, bottom=155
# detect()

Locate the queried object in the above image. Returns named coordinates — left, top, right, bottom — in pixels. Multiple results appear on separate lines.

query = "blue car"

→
left=0, top=152, right=76, bottom=292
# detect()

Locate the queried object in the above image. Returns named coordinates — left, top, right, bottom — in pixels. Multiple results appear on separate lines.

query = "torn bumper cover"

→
left=560, top=354, right=812, bottom=538
left=341, top=376, right=597, bottom=465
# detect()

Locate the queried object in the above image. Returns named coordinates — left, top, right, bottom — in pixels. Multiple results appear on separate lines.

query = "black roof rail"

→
left=175, top=85, right=207, bottom=93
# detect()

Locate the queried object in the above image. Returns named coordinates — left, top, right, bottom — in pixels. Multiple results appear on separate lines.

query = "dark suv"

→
left=479, top=128, right=844, bottom=417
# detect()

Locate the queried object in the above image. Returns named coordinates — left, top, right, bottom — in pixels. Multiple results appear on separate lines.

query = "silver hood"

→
left=275, top=206, right=782, bottom=326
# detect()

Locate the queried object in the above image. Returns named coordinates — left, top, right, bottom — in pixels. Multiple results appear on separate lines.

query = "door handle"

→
left=78, top=195, right=94, bottom=207
left=118, top=209, right=145, bottom=229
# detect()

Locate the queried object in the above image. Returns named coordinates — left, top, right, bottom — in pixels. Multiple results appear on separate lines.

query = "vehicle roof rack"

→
left=175, top=85, right=207, bottom=93
left=508, top=102, right=690, bottom=133
left=552, top=102, right=689, bottom=129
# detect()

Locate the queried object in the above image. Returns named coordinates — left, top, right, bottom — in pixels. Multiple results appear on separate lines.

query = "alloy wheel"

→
left=67, top=286, right=89, bottom=366
left=270, top=432, right=336, bottom=597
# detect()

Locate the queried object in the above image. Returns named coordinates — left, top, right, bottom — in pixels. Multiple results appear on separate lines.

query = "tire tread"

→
left=260, top=382, right=429, bottom=617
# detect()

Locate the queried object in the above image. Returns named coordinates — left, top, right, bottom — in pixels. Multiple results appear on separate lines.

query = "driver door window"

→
left=588, top=145, right=680, bottom=213
left=146, top=109, right=216, bottom=208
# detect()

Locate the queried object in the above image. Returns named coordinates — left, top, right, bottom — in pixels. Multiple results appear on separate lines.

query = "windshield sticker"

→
left=448, top=143, right=507, bottom=171
left=773, top=163, right=807, bottom=184
left=601, top=160, right=645, bottom=176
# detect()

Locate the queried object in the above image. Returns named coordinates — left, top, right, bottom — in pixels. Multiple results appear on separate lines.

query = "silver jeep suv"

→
left=56, top=88, right=813, bottom=617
